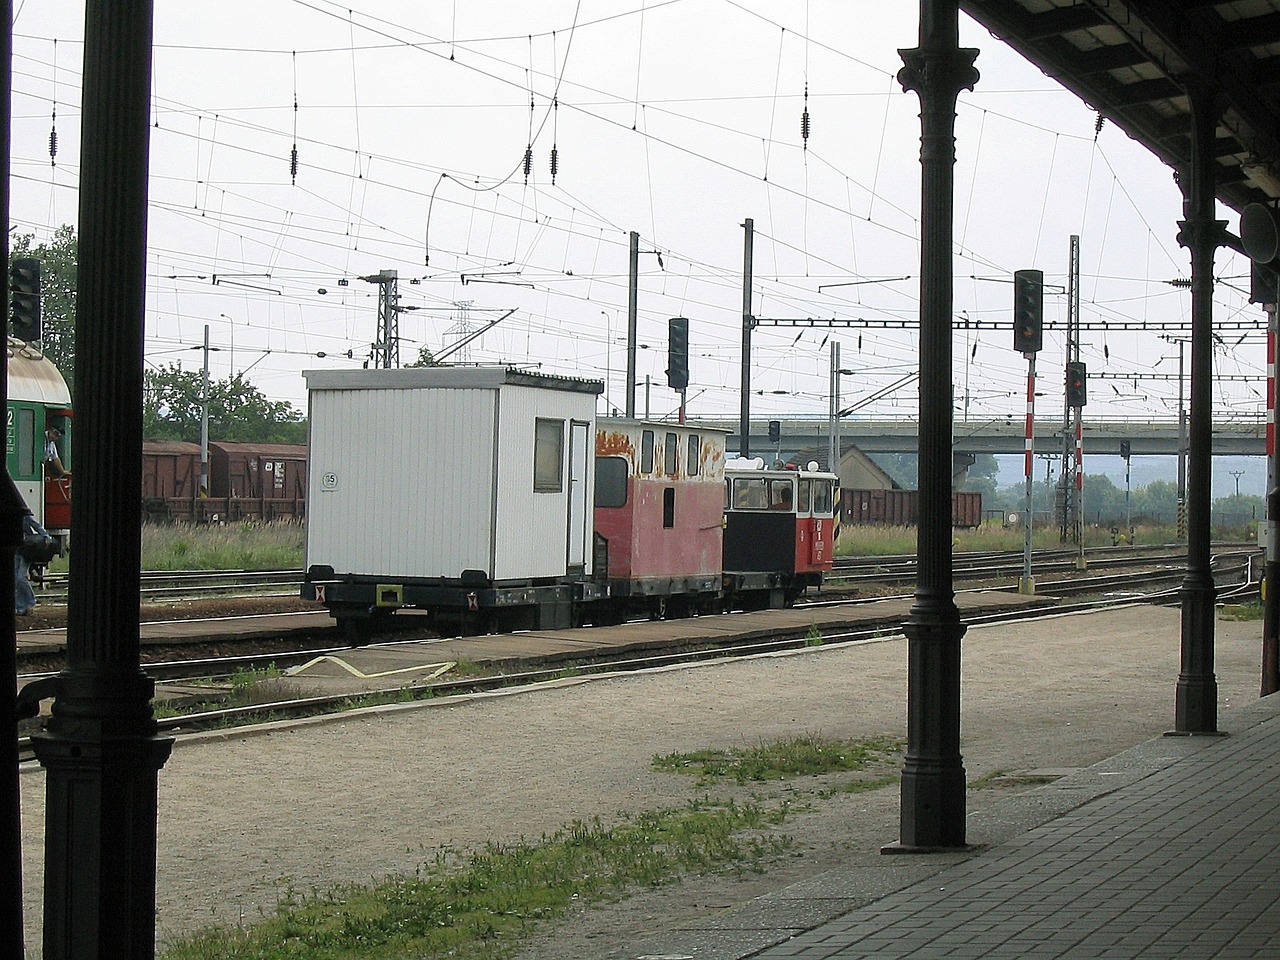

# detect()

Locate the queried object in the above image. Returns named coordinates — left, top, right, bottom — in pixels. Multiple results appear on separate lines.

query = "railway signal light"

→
left=10, top=257, right=42, bottom=342
left=1120, top=439, right=1131, bottom=459
left=1012, top=268, right=1043, bottom=355
left=666, top=317, right=689, bottom=390
left=768, top=419, right=781, bottom=443
left=1066, top=360, right=1087, bottom=408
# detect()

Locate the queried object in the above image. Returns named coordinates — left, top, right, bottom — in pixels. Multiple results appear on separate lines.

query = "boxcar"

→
left=209, top=441, right=307, bottom=521
left=7, top=338, right=72, bottom=552
left=841, top=488, right=982, bottom=528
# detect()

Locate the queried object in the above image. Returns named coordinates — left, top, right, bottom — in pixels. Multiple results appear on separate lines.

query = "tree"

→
left=143, top=364, right=306, bottom=444
left=405, top=345, right=440, bottom=367
left=10, top=224, right=77, bottom=395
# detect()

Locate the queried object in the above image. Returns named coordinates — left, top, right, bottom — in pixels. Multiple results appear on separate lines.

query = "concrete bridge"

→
left=690, top=416, right=1267, bottom=458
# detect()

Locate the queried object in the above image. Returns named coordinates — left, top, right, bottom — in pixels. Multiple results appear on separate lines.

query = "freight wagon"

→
left=141, top=440, right=307, bottom=522
left=840, top=488, right=983, bottom=529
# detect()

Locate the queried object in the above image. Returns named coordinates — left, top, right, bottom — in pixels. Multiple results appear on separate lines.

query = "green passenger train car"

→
left=6, top=338, right=71, bottom=553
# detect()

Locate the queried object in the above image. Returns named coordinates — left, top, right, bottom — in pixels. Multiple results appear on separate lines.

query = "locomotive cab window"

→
left=731, top=477, right=768, bottom=510
left=533, top=418, right=564, bottom=492
left=769, top=479, right=794, bottom=510
left=664, top=432, right=678, bottom=476
left=595, top=456, right=628, bottom=508
left=641, top=430, right=655, bottom=474
left=687, top=435, right=700, bottom=476
left=812, top=479, right=833, bottom=516
left=797, top=479, right=811, bottom=513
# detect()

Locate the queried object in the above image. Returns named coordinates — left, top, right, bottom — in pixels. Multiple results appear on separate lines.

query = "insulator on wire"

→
left=550, top=145, right=559, bottom=183
left=523, top=146, right=533, bottom=182
left=49, top=128, right=58, bottom=165
left=801, top=110, right=810, bottom=142
left=290, top=145, right=299, bottom=183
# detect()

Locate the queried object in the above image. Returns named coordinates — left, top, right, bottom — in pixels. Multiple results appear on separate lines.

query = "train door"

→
left=566, top=419, right=590, bottom=574
left=43, top=410, right=72, bottom=536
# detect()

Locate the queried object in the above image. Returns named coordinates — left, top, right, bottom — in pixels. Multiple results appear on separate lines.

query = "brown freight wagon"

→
left=141, top=440, right=203, bottom=521
left=141, top=440, right=307, bottom=522
left=208, top=442, right=307, bottom=521
left=840, top=488, right=982, bottom=528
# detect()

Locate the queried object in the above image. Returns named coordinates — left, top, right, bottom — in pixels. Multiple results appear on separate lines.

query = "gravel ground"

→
left=18, top=602, right=1266, bottom=957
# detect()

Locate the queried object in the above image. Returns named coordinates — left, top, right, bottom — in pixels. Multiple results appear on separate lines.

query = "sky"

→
left=8, top=1, right=1269, bottom=492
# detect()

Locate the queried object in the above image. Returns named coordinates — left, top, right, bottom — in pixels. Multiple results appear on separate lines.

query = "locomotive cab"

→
left=723, top=458, right=837, bottom=609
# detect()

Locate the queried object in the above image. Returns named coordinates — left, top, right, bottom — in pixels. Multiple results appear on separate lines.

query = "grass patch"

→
left=158, top=734, right=898, bottom=960
left=652, top=734, right=903, bottom=786
left=141, top=520, right=305, bottom=571
left=1219, top=601, right=1263, bottom=621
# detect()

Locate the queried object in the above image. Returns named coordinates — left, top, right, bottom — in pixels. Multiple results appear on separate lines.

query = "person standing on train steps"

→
left=44, top=426, right=66, bottom=477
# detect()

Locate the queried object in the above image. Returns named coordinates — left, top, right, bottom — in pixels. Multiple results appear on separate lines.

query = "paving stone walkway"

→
left=628, top=693, right=1280, bottom=960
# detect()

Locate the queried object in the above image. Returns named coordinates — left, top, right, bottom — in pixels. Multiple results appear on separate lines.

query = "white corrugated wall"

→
left=306, top=386, right=497, bottom=578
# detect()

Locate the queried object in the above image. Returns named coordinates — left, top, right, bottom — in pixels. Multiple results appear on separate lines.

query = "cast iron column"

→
left=30, top=2, right=173, bottom=958
left=1174, top=83, right=1221, bottom=734
left=1, top=1, right=33, bottom=954
left=893, top=0, right=977, bottom=849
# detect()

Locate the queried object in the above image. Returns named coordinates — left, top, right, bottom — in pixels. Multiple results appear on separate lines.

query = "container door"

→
left=567, top=420, right=590, bottom=573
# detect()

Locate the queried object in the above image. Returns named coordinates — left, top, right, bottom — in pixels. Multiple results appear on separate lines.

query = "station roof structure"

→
left=960, top=0, right=1280, bottom=216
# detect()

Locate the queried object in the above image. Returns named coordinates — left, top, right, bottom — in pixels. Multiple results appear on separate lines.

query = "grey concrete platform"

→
left=617, top=691, right=1280, bottom=960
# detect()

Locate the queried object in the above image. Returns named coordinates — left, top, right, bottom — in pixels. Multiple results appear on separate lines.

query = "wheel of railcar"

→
left=666, top=595, right=693, bottom=620
left=648, top=596, right=668, bottom=621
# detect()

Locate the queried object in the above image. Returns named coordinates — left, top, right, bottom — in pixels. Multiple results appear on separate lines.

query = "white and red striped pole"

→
left=1020, top=355, right=1036, bottom=594
left=1074, top=416, right=1087, bottom=569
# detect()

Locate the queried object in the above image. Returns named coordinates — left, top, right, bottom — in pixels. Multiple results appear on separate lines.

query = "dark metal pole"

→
left=0, top=2, right=32, bottom=954
left=30, top=2, right=174, bottom=958
left=892, top=0, right=977, bottom=849
left=1174, top=82, right=1222, bottom=734
left=626, top=231, right=638, bottom=419
left=740, top=218, right=754, bottom=458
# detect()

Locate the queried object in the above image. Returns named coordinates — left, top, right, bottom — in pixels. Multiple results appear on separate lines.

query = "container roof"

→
left=303, top=365, right=603, bottom=395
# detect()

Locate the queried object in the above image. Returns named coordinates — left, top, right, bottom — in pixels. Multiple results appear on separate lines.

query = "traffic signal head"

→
left=1066, top=360, right=1087, bottom=408
left=10, top=257, right=41, bottom=342
left=1012, top=268, right=1043, bottom=354
left=666, top=317, right=689, bottom=390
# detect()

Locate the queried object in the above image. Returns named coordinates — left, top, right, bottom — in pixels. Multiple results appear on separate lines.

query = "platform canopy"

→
left=961, top=0, right=1280, bottom=215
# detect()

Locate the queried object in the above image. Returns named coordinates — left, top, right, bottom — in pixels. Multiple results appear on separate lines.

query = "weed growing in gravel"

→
left=159, top=799, right=792, bottom=960
left=652, top=733, right=903, bottom=786
left=157, top=735, right=898, bottom=960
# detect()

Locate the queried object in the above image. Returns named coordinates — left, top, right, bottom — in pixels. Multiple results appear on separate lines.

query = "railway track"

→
left=15, top=547, right=1259, bottom=762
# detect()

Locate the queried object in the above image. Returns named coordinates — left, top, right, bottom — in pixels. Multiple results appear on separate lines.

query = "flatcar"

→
left=300, top=365, right=836, bottom=636
left=723, top=457, right=837, bottom=608
left=7, top=337, right=71, bottom=553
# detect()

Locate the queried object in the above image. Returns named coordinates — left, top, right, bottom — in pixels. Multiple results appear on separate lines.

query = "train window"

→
left=769, top=479, right=794, bottom=511
left=533, top=418, right=564, bottom=492
left=663, top=487, right=675, bottom=528
left=687, top=435, right=700, bottom=476
left=641, top=430, right=654, bottom=473
left=812, top=479, right=833, bottom=515
left=732, top=477, right=767, bottom=510
left=664, top=432, right=678, bottom=476
left=797, top=478, right=812, bottom=513
left=595, top=456, right=628, bottom=508
left=17, top=408, right=35, bottom=476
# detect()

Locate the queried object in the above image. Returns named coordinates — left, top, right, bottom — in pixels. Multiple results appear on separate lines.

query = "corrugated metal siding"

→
left=307, top=386, right=497, bottom=578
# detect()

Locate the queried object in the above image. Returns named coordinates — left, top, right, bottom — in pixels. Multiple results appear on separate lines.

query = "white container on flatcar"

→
left=303, top=366, right=600, bottom=583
